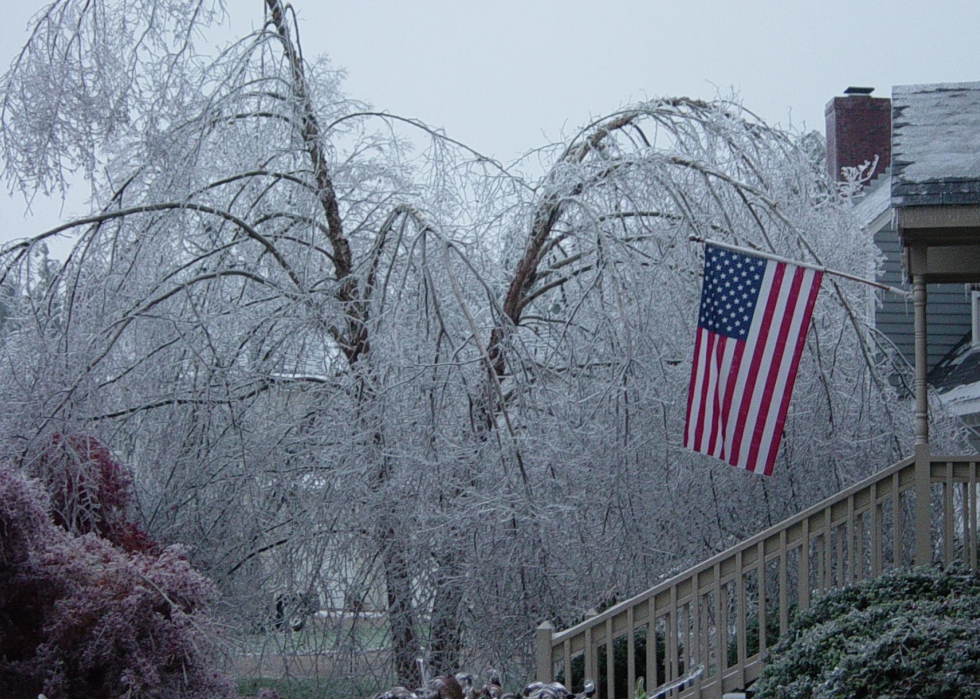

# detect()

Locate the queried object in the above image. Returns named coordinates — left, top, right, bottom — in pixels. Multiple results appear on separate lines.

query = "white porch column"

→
left=912, top=272, right=931, bottom=565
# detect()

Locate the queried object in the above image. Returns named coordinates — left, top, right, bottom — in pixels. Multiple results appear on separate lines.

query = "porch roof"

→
left=892, top=82, right=980, bottom=208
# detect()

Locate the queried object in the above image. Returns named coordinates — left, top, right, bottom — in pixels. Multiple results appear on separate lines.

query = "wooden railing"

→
left=535, top=455, right=980, bottom=698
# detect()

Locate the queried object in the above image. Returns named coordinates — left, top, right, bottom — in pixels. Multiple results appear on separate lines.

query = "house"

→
left=890, top=81, right=980, bottom=445
left=829, top=85, right=980, bottom=443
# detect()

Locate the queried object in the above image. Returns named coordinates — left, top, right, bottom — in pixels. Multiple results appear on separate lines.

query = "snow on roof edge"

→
left=893, top=81, right=980, bottom=96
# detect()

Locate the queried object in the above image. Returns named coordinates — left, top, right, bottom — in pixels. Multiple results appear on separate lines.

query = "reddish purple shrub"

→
left=30, top=434, right=158, bottom=554
left=0, top=466, right=62, bottom=692
left=0, top=464, right=50, bottom=565
left=0, top=463, right=239, bottom=699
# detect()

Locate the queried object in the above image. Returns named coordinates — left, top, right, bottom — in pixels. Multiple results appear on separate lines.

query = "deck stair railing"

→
left=535, top=454, right=980, bottom=699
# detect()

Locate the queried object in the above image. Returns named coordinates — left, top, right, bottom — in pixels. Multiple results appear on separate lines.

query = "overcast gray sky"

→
left=3, top=0, right=979, bottom=253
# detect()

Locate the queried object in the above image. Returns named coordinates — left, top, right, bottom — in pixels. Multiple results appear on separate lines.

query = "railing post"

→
left=583, top=609, right=598, bottom=685
left=536, top=621, right=555, bottom=683
left=912, top=272, right=932, bottom=566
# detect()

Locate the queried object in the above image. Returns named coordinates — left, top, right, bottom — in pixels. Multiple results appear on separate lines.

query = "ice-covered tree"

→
left=0, top=0, right=965, bottom=689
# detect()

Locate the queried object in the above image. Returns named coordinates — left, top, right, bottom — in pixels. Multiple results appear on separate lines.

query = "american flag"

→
left=684, top=244, right=822, bottom=476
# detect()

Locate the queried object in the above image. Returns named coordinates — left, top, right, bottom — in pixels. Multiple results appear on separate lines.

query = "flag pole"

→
left=689, top=236, right=909, bottom=298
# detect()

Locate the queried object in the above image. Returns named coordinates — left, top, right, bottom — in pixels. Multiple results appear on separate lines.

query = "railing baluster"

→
left=892, top=471, right=902, bottom=568
left=846, top=496, right=855, bottom=585
left=713, top=563, right=723, bottom=684
left=856, top=512, right=865, bottom=582
left=778, top=530, right=788, bottom=636
left=668, top=587, right=678, bottom=683
left=871, top=481, right=883, bottom=576
left=855, top=503, right=874, bottom=580
left=757, top=540, right=767, bottom=660
left=647, top=616, right=667, bottom=687
left=824, top=508, right=833, bottom=591
left=605, top=618, right=613, bottom=699
left=647, top=617, right=657, bottom=694
left=970, top=462, right=978, bottom=570
left=944, top=461, right=954, bottom=566
left=814, top=528, right=824, bottom=595
left=683, top=600, right=692, bottom=686
left=720, top=580, right=729, bottom=679
left=800, top=517, right=810, bottom=611
left=697, top=592, right=707, bottom=697
left=964, top=463, right=973, bottom=570
left=835, top=522, right=844, bottom=587
left=735, top=551, right=746, bottom=689
left=630, top=608, right=640, bottom=699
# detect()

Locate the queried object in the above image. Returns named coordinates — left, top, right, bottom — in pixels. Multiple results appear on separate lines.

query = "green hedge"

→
left=754, top=566, right=980, bottom=699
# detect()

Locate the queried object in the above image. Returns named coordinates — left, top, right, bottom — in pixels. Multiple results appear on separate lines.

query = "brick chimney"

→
left=825, top=87, right=891, bottom=182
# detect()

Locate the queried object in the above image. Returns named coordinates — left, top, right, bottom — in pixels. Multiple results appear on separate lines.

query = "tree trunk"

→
left=380, top=521, right=422, bottom=688
left=427, top=554, right=464, bottom=676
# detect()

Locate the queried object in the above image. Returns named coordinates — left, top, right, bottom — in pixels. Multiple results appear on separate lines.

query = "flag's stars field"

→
left=698, top=247, right=766, bottom=341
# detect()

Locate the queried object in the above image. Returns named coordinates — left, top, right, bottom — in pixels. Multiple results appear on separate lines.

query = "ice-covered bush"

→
left=755, top=566, right=980, bottom=699
left=0, top=463, right=240, bottom=699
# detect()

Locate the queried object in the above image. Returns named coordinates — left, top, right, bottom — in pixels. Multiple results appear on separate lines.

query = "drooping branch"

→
left=1, top=202, right=305, bottom=292
left=487, top=113, right=639, bottom=383
left=264, top=0, right=351, bottom=283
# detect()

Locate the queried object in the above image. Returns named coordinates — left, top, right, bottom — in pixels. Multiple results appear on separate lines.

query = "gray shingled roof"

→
left=891, top=82, right=980, bottom=208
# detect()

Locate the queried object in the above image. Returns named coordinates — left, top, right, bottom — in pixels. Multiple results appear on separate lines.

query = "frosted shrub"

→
left=0, top=463, right=241, bottom=699
left=755, top=566, right=980, bottom=699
